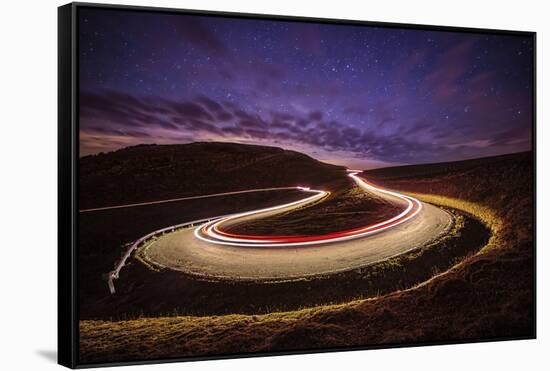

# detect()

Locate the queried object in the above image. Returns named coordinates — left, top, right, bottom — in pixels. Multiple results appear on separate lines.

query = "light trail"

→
left=194, top=171, right=423, bottom=247
left=108, top=171, right=427, bottom=291
left=103, top=186, right=321, bottom=293
left=79, top=187, right=302, bottom=213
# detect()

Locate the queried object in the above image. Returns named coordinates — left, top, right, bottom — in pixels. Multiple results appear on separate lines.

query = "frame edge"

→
left=63, top=2, right=537, bottom=368
left=58, top=2, right=78, bottom=369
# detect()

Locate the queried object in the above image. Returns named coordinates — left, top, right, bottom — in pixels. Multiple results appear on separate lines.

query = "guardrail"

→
left=106, top=214, right=231, bottom=294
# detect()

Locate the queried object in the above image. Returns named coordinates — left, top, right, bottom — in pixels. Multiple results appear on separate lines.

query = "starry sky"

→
left=79, top=7, right=533, bottom=169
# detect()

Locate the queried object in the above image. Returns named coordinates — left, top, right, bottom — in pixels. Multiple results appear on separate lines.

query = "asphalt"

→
left=143, top=178, right=453, bottom=281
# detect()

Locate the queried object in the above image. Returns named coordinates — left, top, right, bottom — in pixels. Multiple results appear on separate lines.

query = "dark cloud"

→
left=239, top=120, right=261, bottom=128
left=157, top=120, right=179, bottom=131
left=79, top=9, right=533, bottom=164
left=308, top=111, right=323, bottom=121
left=81, top=91, right=221, bottom=135
left=245, top=128, right=270, bottom=139
left=221, top=126, right=244, bottom=136
left=81, top=88, right=531, bottom=165
left=270, top=121, right=293, bottom=130
left=185, top=119, right=221, bottom=134
left=89, top=126, right=126, bottom=136
left=168, top=102, right=214, bottom=122
left=81, top=91, right=164, bottom=128
left=196, top=95, right=225, bottom=113
left=88, top=125, right=152, bottom=138
left=425, top=39, right=476, bottom=102
left=216, top=111, right=233, bottom=121
left=174, top=17, right=229, bottom=56
left=489, top=125, right=531, bottom=147
left=272, top=112, right=295, bottom=122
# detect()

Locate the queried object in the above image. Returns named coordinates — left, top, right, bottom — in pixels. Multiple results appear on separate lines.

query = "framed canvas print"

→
left=58, top=2, right=536, bottom=368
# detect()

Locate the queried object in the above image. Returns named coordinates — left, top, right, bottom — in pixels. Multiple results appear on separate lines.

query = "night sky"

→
left=79, top=7, right=533, bottom=169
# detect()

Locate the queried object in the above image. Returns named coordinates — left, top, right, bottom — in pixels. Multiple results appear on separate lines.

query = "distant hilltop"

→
left=79, top=142, right=346, bottom=210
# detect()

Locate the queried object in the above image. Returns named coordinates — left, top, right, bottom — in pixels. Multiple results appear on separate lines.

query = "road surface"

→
left=141, top=172, right=453, bottom=281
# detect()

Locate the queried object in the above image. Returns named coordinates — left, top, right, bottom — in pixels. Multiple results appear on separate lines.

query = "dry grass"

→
left=408, top=193, right=503, bottom=254
left=228, top=183, right=402, bottom=236
left=79, top=152, right=533, bottom=364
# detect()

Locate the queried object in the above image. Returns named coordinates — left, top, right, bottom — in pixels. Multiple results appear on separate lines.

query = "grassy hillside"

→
left=79, top=151, right=533, bottom=364
left=79, top=143, right=347, bottom=318
left=80, top=142, right=345, bottom=209
left=80, top=142, right=406, bottom=321
left=227, top=182, right=402, bottom=235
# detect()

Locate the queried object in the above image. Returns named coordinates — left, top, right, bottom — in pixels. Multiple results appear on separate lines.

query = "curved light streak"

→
left=194, top=171, right=423, bottom=247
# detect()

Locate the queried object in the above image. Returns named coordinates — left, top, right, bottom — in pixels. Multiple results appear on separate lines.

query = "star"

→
left=78, top=8, right=533, bottom=165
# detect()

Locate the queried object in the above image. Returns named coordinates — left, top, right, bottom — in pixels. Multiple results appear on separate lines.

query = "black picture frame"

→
left=58, top=2, right=536, bottom=368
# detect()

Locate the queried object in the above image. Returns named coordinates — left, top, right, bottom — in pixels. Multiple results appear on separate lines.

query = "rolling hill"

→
left=79, top=142, right=346, bottom=209
left=79, top=151, right=534, bottom=363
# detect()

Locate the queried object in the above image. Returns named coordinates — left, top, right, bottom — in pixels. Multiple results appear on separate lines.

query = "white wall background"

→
left=0, top=0, right=546, bottom=369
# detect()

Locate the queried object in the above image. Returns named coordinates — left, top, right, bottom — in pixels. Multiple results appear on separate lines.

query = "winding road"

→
left=141, top=171, right=453, bottom=281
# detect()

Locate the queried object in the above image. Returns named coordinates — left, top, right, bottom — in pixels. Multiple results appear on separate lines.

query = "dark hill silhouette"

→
left=80, top=142, right=346, bottom=209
